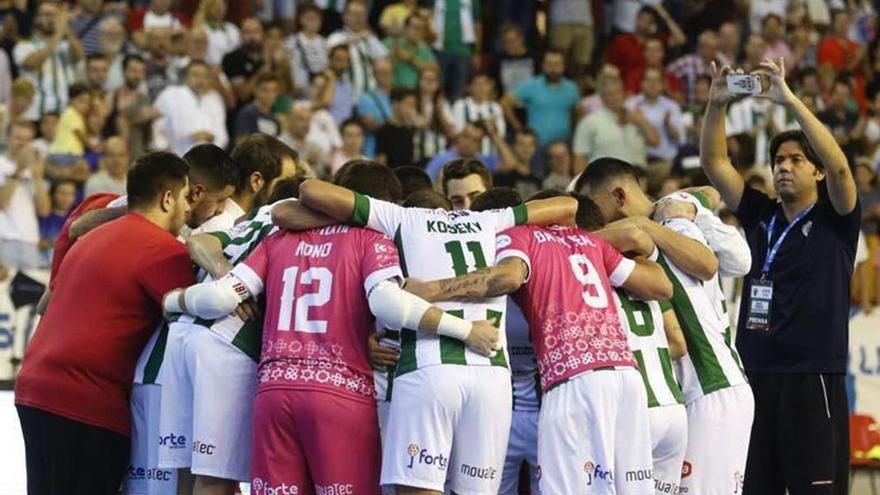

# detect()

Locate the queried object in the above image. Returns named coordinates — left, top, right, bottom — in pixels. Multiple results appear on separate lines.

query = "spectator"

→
left=413, top=65, right=454, bottom=167
left=572, top=83, right=655, bottom=170
left=717, top=21, right=741, bottom=67
left=143, top=27, right=178, bottom=100
left=375, top=87, right=418, bottom=169
left=330, top=118, right=367, bottom=175
left=356, top=57, right=394, bottom=157
left=48, top=83, right=92, bottom=166
left=668, top=30, right=718, bottom=105
left=749, top=0, right=789, bottom=33
left=547, top=0, right=594, bottom=76
left=384, top=13, right=436, bottom=89
left=107, top=54, right=159, bottom=160
left=542, top=140, right=574, bottom=189
left=13, top=1, right=85, bottom=120
left=85, top=53, right=110, bottom=91
left=503, top=50, right=580, bottom=150
left=0, top=121, right=50, bottom=269
left=287, top=5, right=328, bottom=97
left=0, top=78, right=35, bottom=149
left=0, top=1, right=31, bottom=57
left=856, top=161, right=880, bottom=236
left=451, top=72, right=505, bottom=156
left=580, top=64, right=621, bottom=114
left=327, top=0, right=389, bottom=102
left=71, top=0, right=107, bottom=56
left=379, top=0, right=419, bottom=37
left=128, top=0, right=190, bottom=50
left=153, top=60, right=228, bottom=155
left=281, top=100, right=330, bottom=174
left=84, top=135, right=128, bottom=196
left=37, top=179, right=76, bottom=264
left=234, top=72, right=282, bottom=138
left=493, top=128, right=542, bottom=198
left=192, top=0, right=240, bottom=67
left=322, top=44, right=356, bottom=124
left=31, top=112, right=57, bottom=160
left=743, top=34, right=768, bottom=73
left=222, top=17, right=266, bottom=107
left=427, top=0, right=482, bottom=100
left=97, top=17, right=126, bottom=91
left=489, top=23, right=536, bottom=96
left=819, top=78, right=865, bottom=166
left=624, top=37, right=684, bottom=103
left=626, top=67, right=685, bottom=169
left=608, top=6, right=685, bottom=88
left=424, top=123, right=498, bottom=180
left=818, top=9, right=863, bottom=73
left=762, top=14, right=793, bottom=69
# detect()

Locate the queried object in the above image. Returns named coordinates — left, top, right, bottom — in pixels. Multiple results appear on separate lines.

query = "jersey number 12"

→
left=278, top=266, right=332, bottom=333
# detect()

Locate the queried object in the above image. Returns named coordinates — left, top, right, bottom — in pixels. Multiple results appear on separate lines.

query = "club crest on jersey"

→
left=405, top=443, right=448, bottom=470
left=496, top=235, right=511, bottom=249
left=374, top=243, right=389, bottom=254
left=584, top=461, right=613, bottom=485
left=681, top=461, right=693, bottom=479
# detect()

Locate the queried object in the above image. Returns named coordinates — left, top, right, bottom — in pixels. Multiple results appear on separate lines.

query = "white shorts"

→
left=157, top=323, right=257, bottom=482
left=374, top=368, right=392, bottom=441
left=123, top=384, right=176, bottom=495
left=538, top=368, right=654, bottom=495
left=499, top=408, right=540, bottom=495
left=648, top=405, right=688, bottom=495
left=680, top=384, right=754, bottom=495
left=381, top=365, right=512, bottom=495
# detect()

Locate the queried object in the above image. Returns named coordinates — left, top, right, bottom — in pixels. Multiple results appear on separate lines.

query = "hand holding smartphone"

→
left=726, top=74, right=763, bottom=95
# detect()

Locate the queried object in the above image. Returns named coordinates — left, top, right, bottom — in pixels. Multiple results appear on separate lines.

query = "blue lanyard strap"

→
left=762, top=203, right=815, bottom=275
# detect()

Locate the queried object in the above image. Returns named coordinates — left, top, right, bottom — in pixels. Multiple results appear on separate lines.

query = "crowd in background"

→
left=0, top=0, right=879, bottom=309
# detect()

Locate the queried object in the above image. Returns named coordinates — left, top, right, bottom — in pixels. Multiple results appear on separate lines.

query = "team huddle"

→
left=105, top=140, right=755, bottom=495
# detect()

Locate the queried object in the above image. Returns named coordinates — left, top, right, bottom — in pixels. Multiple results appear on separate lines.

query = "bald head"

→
left=697, top=31, right=718, bottom=62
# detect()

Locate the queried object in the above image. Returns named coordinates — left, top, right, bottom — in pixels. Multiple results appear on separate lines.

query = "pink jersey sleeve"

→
left=594, top=234, right=636, bottom=287
left=495, top=226, right=533, bottom=281
left=360, top=230, right=404, bottom=294
left=232, top=233, right=274, bottom=296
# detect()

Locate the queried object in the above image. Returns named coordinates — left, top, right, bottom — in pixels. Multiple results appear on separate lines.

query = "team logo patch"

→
left=496, top=234, right=512, bottom=249
left=681, top=461, right=693, bottom=479
left=251, top=477, right=300, bottom=494
left=584, top=460, right=613, bottom=485
left=405, top=444, right=448, bottom=470
left=407, top=444, right=420, bottom=457
left=375, top=243, right=389, bottom=254
left=802, top=221, right=813, bottom=237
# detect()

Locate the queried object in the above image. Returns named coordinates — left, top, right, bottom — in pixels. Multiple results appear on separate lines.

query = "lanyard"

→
left=762, top=204, right=815, bottom=276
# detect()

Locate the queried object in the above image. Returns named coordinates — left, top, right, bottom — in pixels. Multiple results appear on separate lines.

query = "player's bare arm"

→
left=296, top=179, right=358, bottom=223
left=68, top=206, right=127, bottom=240
left=270, top=197, right=339, bottom=231
left=187, top=234, right=233, bottom=279
left=620, top=257, right=673, bottom=301
left=610, top=216, right=719, bottom=281
left=523, top=196, right=578, bottom=226
left=701, top=62, right=747, bottom=211
left=368, top=329, right=399, bottom=370
left=662, top=308, right=687, bottom=360
left=753, top=58, right=857, bottom=215
left=594, top=225, right=656, bottom=258
left=404, top=257, right=529, bottom=303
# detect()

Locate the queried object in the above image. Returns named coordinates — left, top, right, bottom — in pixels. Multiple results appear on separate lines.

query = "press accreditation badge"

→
left=745, top=279, right=773, bottom=331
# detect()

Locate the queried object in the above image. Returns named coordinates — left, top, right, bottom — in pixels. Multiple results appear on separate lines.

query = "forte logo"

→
left=584, top=461, right=614, bottom=486
left=405, top=443, right=448, bottom=470
left=251, top=478, right=299, bottom=495
left=158, top=433, right=187, bottom=449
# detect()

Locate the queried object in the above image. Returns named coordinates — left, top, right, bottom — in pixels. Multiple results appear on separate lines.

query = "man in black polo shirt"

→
left=701, top=58, right=859, bottom=494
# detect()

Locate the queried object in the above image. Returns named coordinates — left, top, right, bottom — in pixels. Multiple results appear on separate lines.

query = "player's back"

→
left=241, top=224, right=401, bottom=401
left=497, top=224, right=637, bottom=391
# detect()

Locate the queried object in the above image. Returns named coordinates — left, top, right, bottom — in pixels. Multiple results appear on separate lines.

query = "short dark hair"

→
left=762, top=13, right=783, bottom=27
left=394, top=166, right=433, bottom=198
left=543, top=48, right=566, bottom=61
left=127, top=152, right=190, bottom=210
left=404, top=189, right=453, bottom=210
left=329, top=44, right=350, bottom=58
left=333, top=159, right=403, bottom=203
left=49, top=179, right=77, bottom=198
left=390, top=87, right=417, bottom=103
left=340, top=118, right=364, bottom=133
left=768, top=130, right=824, bottom=171
left=182, top=144, right=239, bottom=192
left=184, top=59, right=210, bottom=77
left=441, top=159, right=492, bottom=194
left=574, top=157, right=639, bottom=193
left=86, top=53, right=108, bottom=65
left=471, top=187, right=522, bottom=211
left=68, top=82, right=90, bottom=100
left=527, top=189, right=605, bottom=231
left=268, top=177, right=305, bottom=203
left=231, top=134, right=298, bottom=192
left=122, top=53, right=145, bottom=70
left=254, top=72, right=281, bottom=87
left=516, top=128, right=538, bottom=141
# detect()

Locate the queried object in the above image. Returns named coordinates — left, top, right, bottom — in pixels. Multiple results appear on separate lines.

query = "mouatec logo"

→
left=251, top=478, right=299, bottom=495
left=158, top=433, right=187, bottom=450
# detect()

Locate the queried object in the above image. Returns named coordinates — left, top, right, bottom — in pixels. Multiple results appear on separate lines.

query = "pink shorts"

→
left=250, top=387, right=381, bottom=495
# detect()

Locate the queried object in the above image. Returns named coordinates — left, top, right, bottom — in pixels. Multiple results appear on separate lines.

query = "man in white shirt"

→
left=327, top=0, right=389, bottom=102
left=85, top=136, right=129, bottom=197
left=153, top=60, right=228, bottom=156
left=626, top=67, right=685, bottom=164
left=13, top=1, right=84, bottom=121
left=0, top=122, right=50, bottom=269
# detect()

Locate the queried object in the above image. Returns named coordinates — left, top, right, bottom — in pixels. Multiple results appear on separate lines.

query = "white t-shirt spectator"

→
left=152, top=85, right=228, bottom=155
left=625, top=94, right=685, bottom=162
left=206, top=23, right=241, bottom=67
left=287, top=33, right=329, bottom=95
left=749, top=0, right=789, bottom=33
left=85, top=170, right=127, bottom=197
left=0, top=155, right=40, bottom=244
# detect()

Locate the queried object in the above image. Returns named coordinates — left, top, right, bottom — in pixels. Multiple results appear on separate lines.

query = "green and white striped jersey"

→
left=659, top=218, right=747, bottom=403
left=614, top=289, right=684, bottom=408
left=350, top=193, right=528, bottom=376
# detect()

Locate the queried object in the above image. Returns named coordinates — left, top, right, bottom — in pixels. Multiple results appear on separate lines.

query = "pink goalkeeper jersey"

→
left=232, top=225, right=402, bottom=402
left=496, top=225, right=637, bottom=391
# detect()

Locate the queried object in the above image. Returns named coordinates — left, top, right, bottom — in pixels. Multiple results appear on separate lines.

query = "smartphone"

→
left=726, top=74, right=762, bottom=95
